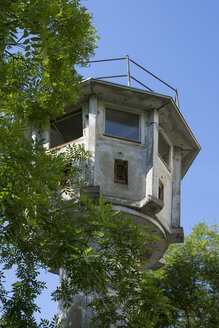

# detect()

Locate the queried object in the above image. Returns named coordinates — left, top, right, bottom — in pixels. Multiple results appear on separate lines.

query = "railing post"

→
left=126, top=55, right=131, bottom=86
left=175, top=89, right=180, bottom=108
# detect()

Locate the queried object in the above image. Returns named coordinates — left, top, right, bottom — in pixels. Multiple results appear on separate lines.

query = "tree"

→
left=159, top=223, right=219, bottom=328
left=0, top=2, right=151, bottom=327
left=2, top=3, right=217, bottom=328
left=0, top=0, right=97, bottom=126
left=131, top=223, right=219, bottom=328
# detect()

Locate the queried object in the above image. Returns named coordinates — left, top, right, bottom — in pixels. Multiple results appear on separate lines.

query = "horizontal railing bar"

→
left=82, top=56, right=179, bottom=105
left=86, top=57, right=126, bottom=64
left=130, top=76, right=154, bottom=92
left=95, top=74, right=127, bottom=80
left=130, top=58, right=176, bottom=92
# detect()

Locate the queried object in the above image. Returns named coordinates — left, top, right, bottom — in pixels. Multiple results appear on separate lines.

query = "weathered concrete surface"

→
left=95, top=137, right=146, bottom=201
left=171, top=147, right=182, bottom=228
left=145, top=109, right=159, bottom=199
left=157, top=156, right=173, bottom=228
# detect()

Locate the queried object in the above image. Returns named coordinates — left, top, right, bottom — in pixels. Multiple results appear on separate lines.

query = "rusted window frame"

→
left=114, top=159, right=128, bottom=184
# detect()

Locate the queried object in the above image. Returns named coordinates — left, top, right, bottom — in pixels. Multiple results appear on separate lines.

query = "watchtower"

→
left=42, top=58, right=200, bottom=327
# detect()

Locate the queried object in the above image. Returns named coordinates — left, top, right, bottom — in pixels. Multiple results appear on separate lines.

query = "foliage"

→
left=158, top=223, right=219, bottom=328
left=0, top=2, right=154, bottom=327
left=0, top=124, right=153, bottom=327
left=0, top=250, right=46, bottom=328
left=1, top=2, right=217, bottom=328
left=135, top=223, right=219, bottom=328
left=0, top=0, right=98, bottom=127
left=0, top=116, right=92, bottom=327
left=89, top=223, right=217, bottom=328
left=53, top=198, right=155, bottom=328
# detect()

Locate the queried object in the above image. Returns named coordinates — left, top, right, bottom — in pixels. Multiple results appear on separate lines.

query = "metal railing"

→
left=85, top=56, right=179, bottom=108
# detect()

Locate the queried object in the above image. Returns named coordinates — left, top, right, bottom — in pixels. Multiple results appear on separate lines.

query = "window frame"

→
left=50, top=108, right=83, bottom=149
left=103, top=105, right=142, bottom=143
left=114, top=159, right=128, bottom=185
left=158, top=130, right=172, bottom=171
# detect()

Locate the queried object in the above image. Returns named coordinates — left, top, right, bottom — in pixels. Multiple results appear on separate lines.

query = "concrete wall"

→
left=94, top=100, right=148, bottom=201
left=171, top=147, right=182, bottom=228
left=145, top=109, right=159, bottom=199
left=95, top=136, right=146, bottom=201
left=45, top=97, right=181, bottom=232
left=157, top=156, right=173, bottom=228
left=43, top=95, right=182, bottom=234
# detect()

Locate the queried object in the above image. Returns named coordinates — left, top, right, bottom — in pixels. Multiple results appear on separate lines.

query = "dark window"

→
left=105, top=108, right=139, bottom=141
left=50, top=110, right=82, bottom=148
left=158, top=132, right=170, bottom=168
left=158, top=180, right=164, bottom=202
left=114, top=159, right=128, bottom=184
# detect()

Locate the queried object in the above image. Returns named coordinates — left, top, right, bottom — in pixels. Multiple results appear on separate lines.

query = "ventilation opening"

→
left=114, top=159, right=128, bottom=184
left=158, top=131, right=170, bottom=168
left=50, top=110, right=83, bottom=148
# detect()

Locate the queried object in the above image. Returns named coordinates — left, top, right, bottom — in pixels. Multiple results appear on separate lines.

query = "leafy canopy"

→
left=133, top=223, right=219, bottom=328
left=1, top=2, right=217, bottom=328
left=159, top=222, right=219, bottom=328
left=0, top=0, right=98, bottom=126
left=0, top=1, right=154, bottom=327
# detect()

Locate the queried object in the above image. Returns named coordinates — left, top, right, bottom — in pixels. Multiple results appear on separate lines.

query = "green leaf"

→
left=31, top=37, right=41, bottom=42
left=23, top=38, right=30, bottom=45
left=25, top=51, right=31, bottom=57
left=23, top=29, right=28, bottom=38
left=11, top=281, right=22, bottom=287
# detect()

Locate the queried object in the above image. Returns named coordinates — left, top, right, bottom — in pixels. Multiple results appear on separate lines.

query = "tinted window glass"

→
left=105, top=108, right=139, bottom=141
left=158, top=132, right=170, bottom=168
left=50, top=110, right=82, bottom=148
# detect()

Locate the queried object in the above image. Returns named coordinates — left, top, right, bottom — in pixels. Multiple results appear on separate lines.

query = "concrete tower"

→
left=46, top=77, right=200, bottom=327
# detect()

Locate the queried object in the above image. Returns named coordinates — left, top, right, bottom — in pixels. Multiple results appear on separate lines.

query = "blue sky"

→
left=80, top=0, right=219, bottom=235
left=7, top=0, right=219, bottom=323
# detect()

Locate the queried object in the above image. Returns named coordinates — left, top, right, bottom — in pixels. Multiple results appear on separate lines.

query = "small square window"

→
left=114, top=159, right=128, bottom=184
left=105, top=108, right=139, bottom=141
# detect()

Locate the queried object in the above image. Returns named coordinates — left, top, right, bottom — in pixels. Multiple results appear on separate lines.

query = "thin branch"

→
left=5, top=49, right=18, bottom=60
left=17, top=34, right=26, bottom=44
